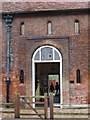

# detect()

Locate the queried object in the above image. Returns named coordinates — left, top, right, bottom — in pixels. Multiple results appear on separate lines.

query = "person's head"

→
left=56, top=82, right=58, bottom=85
left=51, top=83, right=53, bottom=85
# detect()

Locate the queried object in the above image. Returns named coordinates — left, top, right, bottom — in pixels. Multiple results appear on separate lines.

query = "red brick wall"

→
left=2, top=11, right=88, bottom=105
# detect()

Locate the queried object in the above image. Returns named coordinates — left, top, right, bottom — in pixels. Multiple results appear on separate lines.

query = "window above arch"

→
left=41, top=47, right=53, bottom=60
left=33, top=46, right=61, bottom=62
left=74, top=20, right=80, bottom=35
left=20, top=22, right=24, bottom=36
left=47, top=21, right=52, bottom=35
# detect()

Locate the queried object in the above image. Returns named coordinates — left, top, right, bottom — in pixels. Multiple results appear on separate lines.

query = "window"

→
left=75, top=20, right=80, bottom=35
left=76, top=69, right=81, bottom=83
left=20, top=22, right=24, bottom=35
left=20, top=70, right=24, bottom=83
left=47, top=21, right=52, bottom=35
left=34, top=46, right=60, bottom=61
left=41, top=47, right=53, bottom=60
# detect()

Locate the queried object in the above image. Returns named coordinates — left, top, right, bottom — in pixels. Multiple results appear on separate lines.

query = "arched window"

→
left=20, top=70, right=24, bottom=83
left=76, top=69, right=81, bottom=83
left=75, top=20, right=80, bottom=35
left=20, top=22, right=24, bottom=36
left=34, top=46, right=61, bottom=61
left=47, top=21, right=52, bottom=35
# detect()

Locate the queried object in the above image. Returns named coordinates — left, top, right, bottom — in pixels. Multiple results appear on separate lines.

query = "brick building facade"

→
left=1, top=2, right=89, bottom=108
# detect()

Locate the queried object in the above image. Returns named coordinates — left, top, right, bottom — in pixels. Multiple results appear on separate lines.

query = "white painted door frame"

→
left=32, top=45, right=63, bottom=107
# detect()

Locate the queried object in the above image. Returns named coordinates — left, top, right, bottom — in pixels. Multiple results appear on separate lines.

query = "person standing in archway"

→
left=55, top=82, right=59, bottom=95
left=50, top=83, right=54, bottom=93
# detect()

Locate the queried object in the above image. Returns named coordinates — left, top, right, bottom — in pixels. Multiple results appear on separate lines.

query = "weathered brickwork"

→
left=1, top=2, right=89, bottom=107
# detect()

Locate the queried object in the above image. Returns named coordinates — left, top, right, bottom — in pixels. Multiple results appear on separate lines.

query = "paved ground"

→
left=0, top=107, right=89, bottom=119
left=2, top=118, right=89, bottom=120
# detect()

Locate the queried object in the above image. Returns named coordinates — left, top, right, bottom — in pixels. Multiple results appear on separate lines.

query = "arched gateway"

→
left=32, top=45, right=63, bottom=107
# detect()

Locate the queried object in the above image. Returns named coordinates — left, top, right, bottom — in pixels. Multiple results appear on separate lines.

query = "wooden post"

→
left=15, top=93, right=20, bottom=118
left=44, top=93, right=48, bottom=119
left=50, top=93, right=54, bottom=119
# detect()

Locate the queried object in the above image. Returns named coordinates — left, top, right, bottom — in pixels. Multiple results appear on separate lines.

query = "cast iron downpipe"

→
left=5, top=15, right=12, bottom=105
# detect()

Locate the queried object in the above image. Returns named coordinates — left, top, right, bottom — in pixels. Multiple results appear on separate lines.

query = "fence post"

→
left=15, top=93, right=20, bottom=118
left=50, top=93, right=54, bottom=119
left=44, top=93, right=48, bottom=119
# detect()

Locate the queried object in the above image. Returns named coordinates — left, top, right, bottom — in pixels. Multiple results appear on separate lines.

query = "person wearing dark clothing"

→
left=50, top=83, right=54, bottom=92
left=55, top=82, right=59, bottom=95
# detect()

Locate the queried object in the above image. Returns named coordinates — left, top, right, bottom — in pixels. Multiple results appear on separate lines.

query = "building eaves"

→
left=1, top=2, right=89, bottom=14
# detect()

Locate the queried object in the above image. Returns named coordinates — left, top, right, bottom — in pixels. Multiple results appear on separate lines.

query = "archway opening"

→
left=35, top=62, right=60, bottom=104
left=32, top=45, right=62, bottom=107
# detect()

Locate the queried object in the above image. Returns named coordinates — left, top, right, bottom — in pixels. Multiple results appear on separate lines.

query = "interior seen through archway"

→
left=35, top=62, right=60, bottom=104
